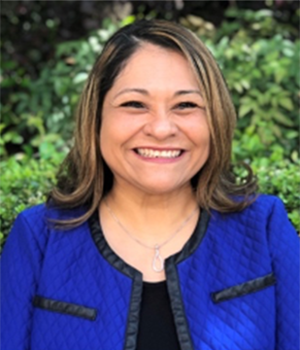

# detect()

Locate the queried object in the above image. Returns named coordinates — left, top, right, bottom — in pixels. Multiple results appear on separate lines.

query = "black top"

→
left=136, top=280, right=181, bottom=350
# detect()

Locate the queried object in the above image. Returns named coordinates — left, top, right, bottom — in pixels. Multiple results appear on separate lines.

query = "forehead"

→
left=111, top=43, right=200, bottom=92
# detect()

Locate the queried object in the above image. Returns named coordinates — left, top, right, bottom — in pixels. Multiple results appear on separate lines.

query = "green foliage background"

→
left=1, top=6, right=299, bottom=248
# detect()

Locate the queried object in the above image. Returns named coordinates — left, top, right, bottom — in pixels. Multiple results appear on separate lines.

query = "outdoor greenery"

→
left=1, top=4, right=299, bottom=248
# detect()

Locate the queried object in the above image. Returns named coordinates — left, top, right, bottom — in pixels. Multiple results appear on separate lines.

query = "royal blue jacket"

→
left=1, top=195, right=299, bottom=350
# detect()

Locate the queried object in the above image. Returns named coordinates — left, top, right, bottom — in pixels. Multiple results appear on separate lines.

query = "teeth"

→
left=136, top=148, right=181, bottom=158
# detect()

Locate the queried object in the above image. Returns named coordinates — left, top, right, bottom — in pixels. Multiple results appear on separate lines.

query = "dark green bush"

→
left=1, top=18, right=123, bottom=157
left=205, top=9, right=298, bottom=157
left=252, top=156, right=300, bottom=229
left=0, top=153, right=65, bottom=249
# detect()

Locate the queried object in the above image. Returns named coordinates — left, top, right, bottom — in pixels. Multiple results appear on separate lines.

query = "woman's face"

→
left=100, top=43, right=210, bottom=196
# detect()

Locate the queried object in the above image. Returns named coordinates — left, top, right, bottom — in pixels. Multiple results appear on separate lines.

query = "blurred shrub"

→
left=1, top=18, right=123, bottom=157
left=0, top=153, right=65, bottom=249
left=204, top=8, right=299, bottom=159
left=252, top=153, right=300, bottom=230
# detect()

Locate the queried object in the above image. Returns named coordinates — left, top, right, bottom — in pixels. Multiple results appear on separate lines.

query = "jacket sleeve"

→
left=266, top=197, right=300, bottom=350
left=1, top=211, right=46, bottom=350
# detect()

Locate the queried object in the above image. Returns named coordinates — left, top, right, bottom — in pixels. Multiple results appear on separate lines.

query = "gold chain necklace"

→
left=104, top=200, right=199, bottom=272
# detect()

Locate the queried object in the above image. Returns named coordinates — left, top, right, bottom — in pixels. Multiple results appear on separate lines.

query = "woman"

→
left=1, top=20, right=299, bottom=350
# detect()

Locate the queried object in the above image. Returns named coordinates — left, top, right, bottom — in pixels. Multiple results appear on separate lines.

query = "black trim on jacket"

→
left=165, top=210, right=209, bottom=350
left=33, top=295, right=97, bottom=321
left=211, top=273, right=276, bottom=303
left=89, top=211, right=143, bottom=350
left=89, top=209, right=210, bottom=350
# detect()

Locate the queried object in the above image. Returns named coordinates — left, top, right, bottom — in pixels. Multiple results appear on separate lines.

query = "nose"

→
left=143, top=110, right=178, bottom=140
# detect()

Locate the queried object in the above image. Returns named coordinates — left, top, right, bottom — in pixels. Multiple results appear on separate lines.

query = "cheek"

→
left=99, top=118, right=129, bottom=163
left=192, top=122, right=211, bottom=165
left=99, top=121, right=114, bottom=163
left=190, top=118, right=210, bottom=146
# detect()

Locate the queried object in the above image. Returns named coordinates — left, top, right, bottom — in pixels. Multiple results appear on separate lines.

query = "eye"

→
left=120, top=101, right=145, bottom=109
left=176, top=102, right=198, bottom=110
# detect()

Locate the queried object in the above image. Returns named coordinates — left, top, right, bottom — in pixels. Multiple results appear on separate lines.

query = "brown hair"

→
left=48, top=19, right=257, bottom=226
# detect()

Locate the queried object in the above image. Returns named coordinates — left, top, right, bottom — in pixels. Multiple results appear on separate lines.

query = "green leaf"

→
left=239, top=104, right=253, bottom=118
left=273, top=112, right=294, bottom=126
left=279, top=97, right=293, bottom=111
left=121, top=15, right=136, bottom=26
left=291, top=151, right=298, bottom=162
left=73, top=72, right=88, bottom=84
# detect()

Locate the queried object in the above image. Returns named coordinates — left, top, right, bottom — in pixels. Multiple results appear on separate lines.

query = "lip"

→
left=134, top=146, right=184, bottom=151
left=132, top=147, right=186, bottom=164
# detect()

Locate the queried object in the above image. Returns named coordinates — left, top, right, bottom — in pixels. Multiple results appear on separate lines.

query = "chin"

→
left=135, top=181, right=190, bottom=196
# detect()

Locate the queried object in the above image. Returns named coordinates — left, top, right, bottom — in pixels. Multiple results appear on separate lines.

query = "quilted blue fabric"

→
left=178, top=196, right=299, bottom=350
left=1, top=195, right=299, bottom=350
left=1, top=206, right=133, bottom=350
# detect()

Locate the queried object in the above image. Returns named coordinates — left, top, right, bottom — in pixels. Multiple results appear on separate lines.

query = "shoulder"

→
left=10, top=204, right=49, bottom=243
left=245, top=194, right=285, bottom=215
left=210, top=194, right=295, bottom=238
left=240, top=194, right=287, bottom=223
left=18, top=203, right=85, bottom=227
left=214, top=194, right=286, bottom=222
left=7, top=204, right=86, bottom=249
left=239, top=194, right=293, bottom=231
left=16, top=204, right=48, bottom=231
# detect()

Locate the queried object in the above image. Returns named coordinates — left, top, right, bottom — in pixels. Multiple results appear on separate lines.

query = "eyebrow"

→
left=114, top=88, right=148, bottom=98
left=114, top=88, right=202, bottom=99
left=175, top=90, right=202, bottom=96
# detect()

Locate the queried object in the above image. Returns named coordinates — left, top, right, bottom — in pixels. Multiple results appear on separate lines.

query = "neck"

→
left=102, top=182, right=198, bottom=245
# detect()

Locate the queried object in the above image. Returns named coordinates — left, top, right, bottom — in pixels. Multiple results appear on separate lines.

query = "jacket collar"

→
left=89, top=209, right=210, bottom=278
left=89, top=209, right=210, bottom=350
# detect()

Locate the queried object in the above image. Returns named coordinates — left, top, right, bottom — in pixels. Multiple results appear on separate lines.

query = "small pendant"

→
left=152, top=245, right=164, bottom=272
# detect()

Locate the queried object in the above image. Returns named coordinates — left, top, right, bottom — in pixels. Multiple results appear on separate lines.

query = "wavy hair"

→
left=48, top=19, right=257, bottom=226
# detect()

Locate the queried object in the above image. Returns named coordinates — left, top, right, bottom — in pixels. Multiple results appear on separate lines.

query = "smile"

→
left=135, top=148, right=183, bottom=158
